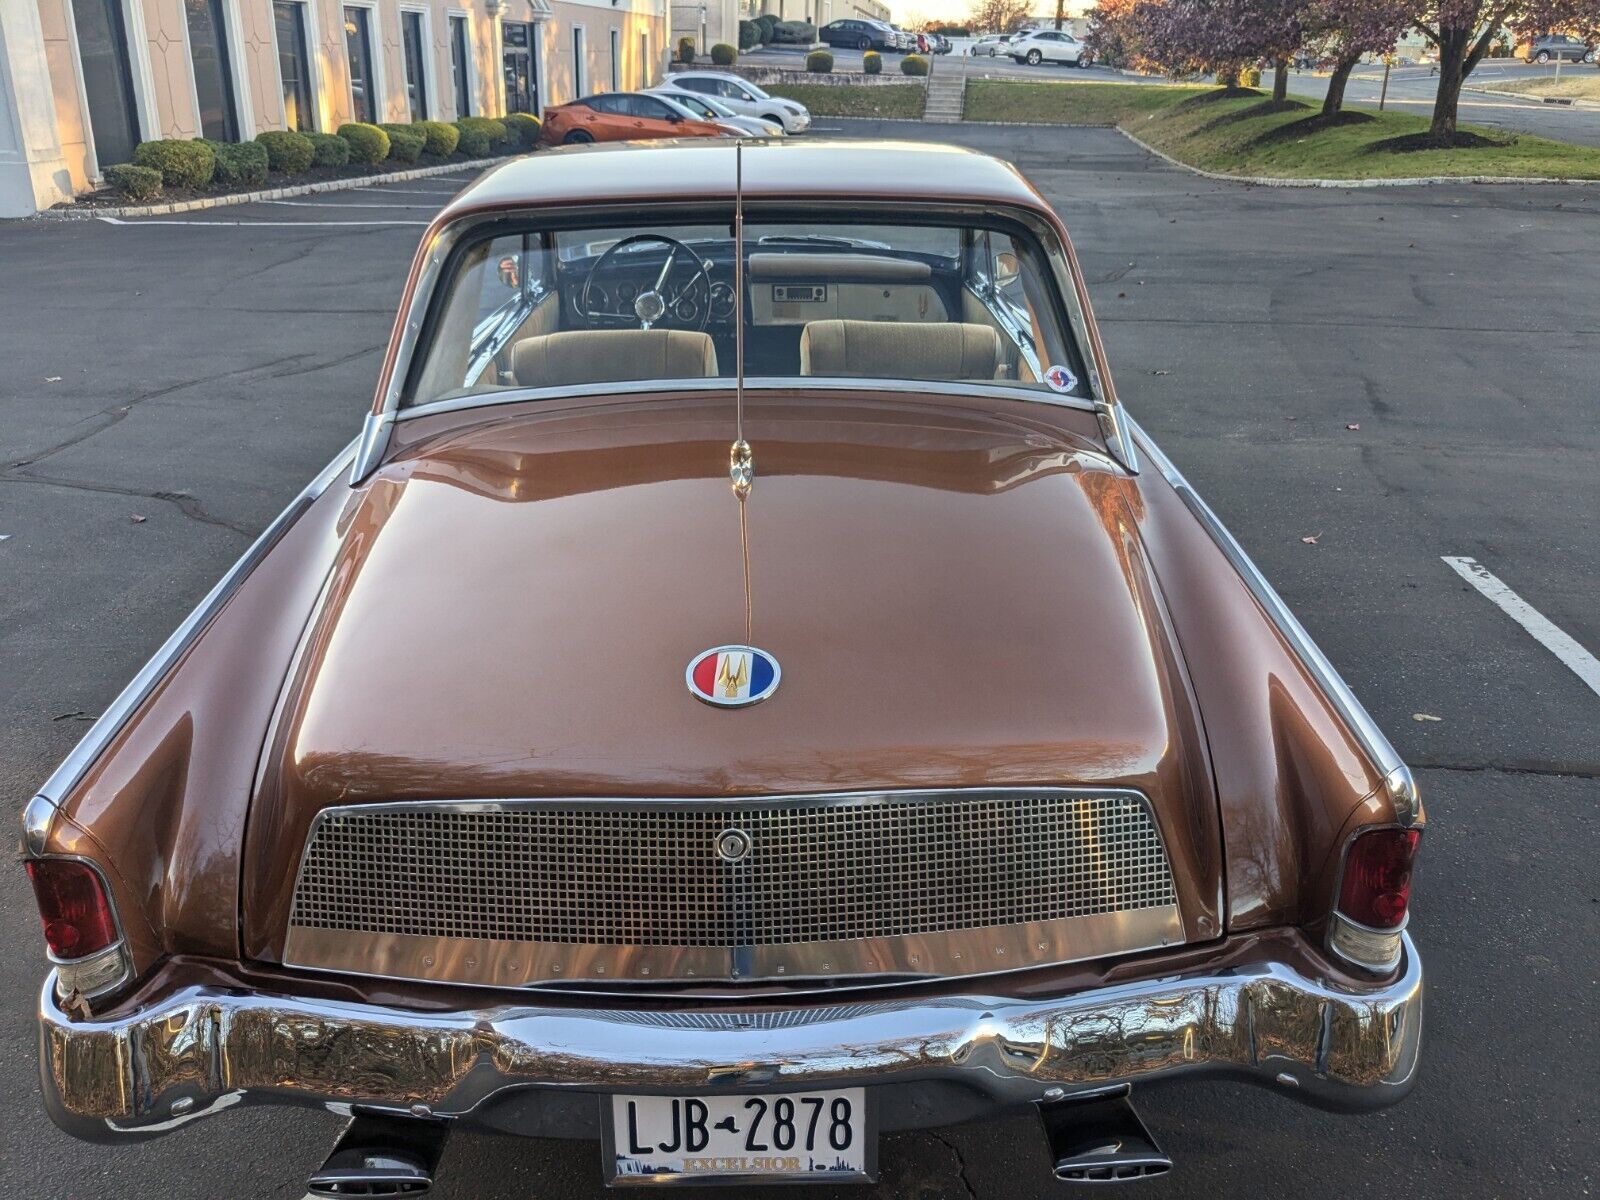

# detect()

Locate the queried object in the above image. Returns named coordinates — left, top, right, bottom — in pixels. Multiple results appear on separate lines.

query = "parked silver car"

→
left=648, top=86, right=786, bottom=137
left=1008, top=28, right=1093, bottom=67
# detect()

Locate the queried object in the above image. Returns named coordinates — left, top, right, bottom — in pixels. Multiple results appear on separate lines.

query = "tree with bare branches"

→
left=969, top=0, right=1035, bottom=33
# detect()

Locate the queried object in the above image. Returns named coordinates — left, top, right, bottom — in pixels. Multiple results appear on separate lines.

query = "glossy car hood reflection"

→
left=244, top=395, right=1220, bottom=950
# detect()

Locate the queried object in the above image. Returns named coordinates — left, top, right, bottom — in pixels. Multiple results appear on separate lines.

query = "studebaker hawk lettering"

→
left=23, top=139, right=1423, bottom=1194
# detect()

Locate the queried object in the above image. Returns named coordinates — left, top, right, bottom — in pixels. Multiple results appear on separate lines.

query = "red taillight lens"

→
left=1337, top=829, right=1420, bottom=929
left=25, top=859, right=119, bottom=959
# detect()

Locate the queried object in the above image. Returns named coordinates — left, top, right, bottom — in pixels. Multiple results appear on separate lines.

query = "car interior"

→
left=406, top=217, right=1092, bottom=407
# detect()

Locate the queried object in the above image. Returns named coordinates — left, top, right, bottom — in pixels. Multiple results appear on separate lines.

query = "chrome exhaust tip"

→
left=1037, top=1085, right=1171, bottom=1184
left=307, top=1114, right=449, bottom=1197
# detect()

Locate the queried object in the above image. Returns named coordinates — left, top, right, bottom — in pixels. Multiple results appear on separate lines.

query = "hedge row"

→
left=109, top=114, right=537, bottom=201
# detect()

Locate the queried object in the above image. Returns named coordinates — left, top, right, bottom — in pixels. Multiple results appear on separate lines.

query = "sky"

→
left=896, top=0, right=1092, bottom=26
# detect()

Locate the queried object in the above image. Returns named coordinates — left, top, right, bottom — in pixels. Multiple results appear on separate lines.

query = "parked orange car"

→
left=537, top=92, right=728, bottom=145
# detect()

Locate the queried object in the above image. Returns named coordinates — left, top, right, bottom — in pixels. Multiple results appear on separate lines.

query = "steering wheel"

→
left=580, top=234, right=713, bottom=332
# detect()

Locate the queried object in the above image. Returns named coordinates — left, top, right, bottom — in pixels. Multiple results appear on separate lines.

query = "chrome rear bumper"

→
left=39, top=936, right=1421, bottom=1144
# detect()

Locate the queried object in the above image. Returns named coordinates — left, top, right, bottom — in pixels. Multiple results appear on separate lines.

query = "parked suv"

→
left=820, top=17, right=894, bottom=50
left=1524, top=33, right=1592, bottom=62
left=1008, top=28, right=1093, bottom=67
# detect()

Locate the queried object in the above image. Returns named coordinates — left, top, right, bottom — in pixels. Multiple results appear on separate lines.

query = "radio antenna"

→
left=730, top=141, right=753, bottom=500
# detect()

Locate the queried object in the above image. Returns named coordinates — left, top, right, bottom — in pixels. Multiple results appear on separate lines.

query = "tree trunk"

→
left=1272, top=55, right=1288, bottom=102
left=1321, top=53, right=1358, bottom=117
left=1429, top=27, right=1471, bottom=145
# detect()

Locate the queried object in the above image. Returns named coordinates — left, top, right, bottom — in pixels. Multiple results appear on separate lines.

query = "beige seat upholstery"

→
left=799, top=320, right=1002, bottom=381
left=511, top=330, right=719, bottom=388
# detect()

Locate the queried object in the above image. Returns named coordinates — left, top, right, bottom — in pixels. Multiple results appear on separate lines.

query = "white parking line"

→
left=96, top=215, right=429, bottom=227
left=1443, top=556, right=1600, bottom=700
left=261, top=199, right=439, bottom=209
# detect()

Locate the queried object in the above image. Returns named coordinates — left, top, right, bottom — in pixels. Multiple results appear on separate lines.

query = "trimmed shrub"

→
left=738, top=19, right=760, bottom=49
left=412, top=119, right=460, bottom=157
left=711, top=42, right=736, bottom=66
left=103, top=163, right=162, bottom=202
left=863, top=49, right=882, bottom=74
left=455, top=116, right=510, bottom=157
left=678, top=36, right=696, bottom=63
left=131, top=138, right=214, bottom=189
left=338, top=121, right=390, bottom=164
left=306, top=131, right=350, bottom=167
left=900, top=53, right=929, bottom=75
left=501, top=112, right=541, bottom=149
left=256, top=129, right=315, bottom=175
left=1240, top=65, right=1262, bottom=88
left=753, top=13, right=778, bottom=42
left=771, top=19, right=815, bottom=43
left=380, top=123, right=425, bottom=163
left=806, top=49, right=834, bottom=72
left=207, top=139, right=269, bottom=187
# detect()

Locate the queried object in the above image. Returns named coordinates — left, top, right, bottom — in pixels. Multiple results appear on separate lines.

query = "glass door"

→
left=184, top=0, right=240, bottom=141
left=71, top=0, right=142, bottom=167
left=273, top=1, right=314, bottom=131
left=344, top=6, right=377, bottom=123
left=450, top=15, right=471, bottom=117
left=501, top=21, right=538, bottom=114
left=401, top=10, right=428, bottom=120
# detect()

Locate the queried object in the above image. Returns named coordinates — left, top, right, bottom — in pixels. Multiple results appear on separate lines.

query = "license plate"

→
left=605, top=1089, right=871, bottom=1183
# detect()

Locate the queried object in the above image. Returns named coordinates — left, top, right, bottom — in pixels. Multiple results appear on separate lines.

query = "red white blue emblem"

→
left=686, top=645, right=780, bottom=708
left=1044, top=363, right=1078, bottom=393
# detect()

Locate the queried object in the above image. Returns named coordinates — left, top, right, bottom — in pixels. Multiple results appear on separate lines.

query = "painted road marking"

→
left=260, top=199, right=439, bottom=209
left=1443, top=556, right=1600, bottom=700
left=97, top=216, right=429, bottom=227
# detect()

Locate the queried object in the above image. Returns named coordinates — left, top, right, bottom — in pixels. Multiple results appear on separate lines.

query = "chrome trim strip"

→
left=1126, top=416, right=1420, bottom=827
left=392, top=376, right=1102, bottom=424
left=282, top=788, right=1181, bottom=990
left=37, top=934, right=1423, bottom=1143
left=22, top=439, right=360, bottom=839
left=22, top=794, right=56, bottom=857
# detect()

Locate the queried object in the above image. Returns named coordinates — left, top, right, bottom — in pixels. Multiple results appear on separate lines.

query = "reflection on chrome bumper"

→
left=39, top=937, right=1422, bottom=1143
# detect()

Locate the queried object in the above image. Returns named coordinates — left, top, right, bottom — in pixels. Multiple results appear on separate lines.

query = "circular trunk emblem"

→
left=686, top=645, right=780, bottom=707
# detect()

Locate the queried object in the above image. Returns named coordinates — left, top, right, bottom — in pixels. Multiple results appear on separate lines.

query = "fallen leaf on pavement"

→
left=1301, top=533, right=1321, bottom=545
left=45, top=377, right=61, bottom=383
left=130, top=514, right=147, bottom=524
left=1412, top=713, right=1443, bottom=722
left=1151, top=369, right=1170, bottom=376
left=1345, top=423, right=1360, bottom=430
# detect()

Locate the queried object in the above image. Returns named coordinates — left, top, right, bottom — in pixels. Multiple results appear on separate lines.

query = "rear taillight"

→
left=26, top=859, right=119, bottom=959
left=1330, top=828, right=1421, bottom=972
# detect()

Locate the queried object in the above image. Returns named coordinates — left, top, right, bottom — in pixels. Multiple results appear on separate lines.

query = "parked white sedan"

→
left=648, top=86, right=785, bottom=137
left=970, top=34, right=1012, bottom=56
left=1008, top=29, right=1093, bottom=67
left=668, top=71, right=811, bottom=133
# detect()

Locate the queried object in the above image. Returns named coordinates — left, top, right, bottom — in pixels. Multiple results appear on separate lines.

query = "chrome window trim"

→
left=22, top=439, right=360, bottom=840
left=1127, top=415, right=1420, bottom=827
left=354, top=200, right=1132, bottom=482
left=392, top=376, right=1102, bottom=422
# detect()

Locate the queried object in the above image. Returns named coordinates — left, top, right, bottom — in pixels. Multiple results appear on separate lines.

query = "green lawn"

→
left=764, top=83, right=926, bottom=119
left=964, top=80, right=1600, bottom=179
left=1487, top=74, right=1600, bottom=101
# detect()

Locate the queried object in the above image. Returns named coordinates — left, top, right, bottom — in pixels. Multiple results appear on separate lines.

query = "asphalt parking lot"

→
left=2, top=124, right=1597, bottom=1199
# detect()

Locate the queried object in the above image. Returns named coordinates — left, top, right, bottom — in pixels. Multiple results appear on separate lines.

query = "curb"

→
left=1465, top=86, right=1600, bottom=110
left=36, top=155, right=514, bottom=220
left=1116, top=126, right=1600, bottom=187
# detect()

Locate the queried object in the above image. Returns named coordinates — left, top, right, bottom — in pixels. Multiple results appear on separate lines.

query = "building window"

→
left=401, top=10, right=428, bottom=121
left=450, top=15, right=471, bottom=117
left=640, top=30, right=649, bottom=86
left=344, top=6, right=377, bottom=123
left=72, top=0, right=142, bottom=167
left=572, top=25, right=586, bottom=96
left=610, top=28, right=620, bottom=91
left=274, top=1, right=314, bottom=131
left=185, top=0, right=240, bottom=141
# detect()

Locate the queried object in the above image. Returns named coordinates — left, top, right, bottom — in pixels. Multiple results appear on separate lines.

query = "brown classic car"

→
left=24, top=140, right=1424, bottom=1193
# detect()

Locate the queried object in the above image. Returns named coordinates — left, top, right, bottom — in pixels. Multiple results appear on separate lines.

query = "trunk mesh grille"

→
left=289, top=793, right=1178, bottom=947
